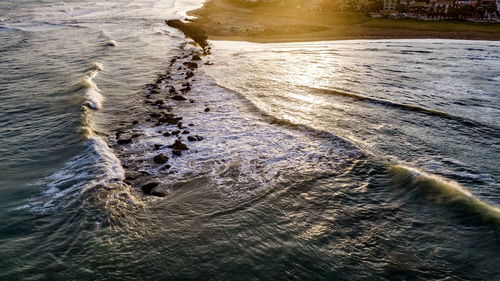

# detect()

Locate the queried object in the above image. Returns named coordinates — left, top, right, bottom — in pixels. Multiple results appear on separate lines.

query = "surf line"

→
left=307, top=86, right=499, bottom=134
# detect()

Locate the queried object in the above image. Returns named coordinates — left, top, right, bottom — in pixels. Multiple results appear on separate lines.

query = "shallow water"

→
left=0, top=1, right=499, bottom=280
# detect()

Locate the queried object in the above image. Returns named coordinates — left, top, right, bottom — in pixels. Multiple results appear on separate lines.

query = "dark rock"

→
left=170, top=140, right=189, bottom=150
left=204, top=107, right=210, bottom=112
left=204, top=61, right=214, bottom=65
left=169, top=86, right=177, bottom=94
left=154, top=99, right=164, bottom=105
left=188, top=135, right=204, bottom=141
left=132, top=120, right=139, bottom=125
left=180, top=86, right=191, bottom=93
left=172, top=95, right=187, bottom=101
left=165, top=20, right=209, bottom=52
left=189, top=99, right=195, bottom=103
left=153, top=144, right=163, bottom=150
left=172, top=149, right=182, bottom=156
left=177, top=122, right=184, bottom=129
left=192, top=55, right=202, bottom=61
left=162, top=132, right=171, bottom=137
left=125, top=172, right=140, bottom=180
left=157, top=113, right=180, bottom=123
left=150, top=112, right=162, bottom=118
left=160, top=164, right=171, bottom=170
left=171, top=130, right=180, bottom=135
left=117, top=138, right=132, bottom=145
left=188, top=123, right=194, bottom=126
left=141, top=182, right=159, bottom=194
left=151, top=191, right=167, bottom=197
left=183, top=62, right=198, bottom=70
left=185, top=71, right=194, bottom=79
left=153, top=153, right=169, bottom=164
left=182, top=130, right=190, bottom=134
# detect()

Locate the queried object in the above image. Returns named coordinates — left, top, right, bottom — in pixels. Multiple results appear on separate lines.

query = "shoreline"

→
left=184, top=0, right=500, bottom=43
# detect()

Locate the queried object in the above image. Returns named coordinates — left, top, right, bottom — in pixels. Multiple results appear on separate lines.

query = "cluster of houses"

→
left=381, top=0, right=499, bottom=20
left=240, top=0, right=500, bottom=20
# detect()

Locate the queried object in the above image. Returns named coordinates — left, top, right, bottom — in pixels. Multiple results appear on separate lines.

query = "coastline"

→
left=185, top=0, right=500, bottom=43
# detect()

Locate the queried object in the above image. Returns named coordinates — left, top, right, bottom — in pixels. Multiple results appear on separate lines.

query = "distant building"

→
left=456, top=0, right=478, bottom=5
left=434, top=0, right=455, bottom=13
left=399, top=0, right=416, bottom=11
left=384, top=0, right=399, bottom=10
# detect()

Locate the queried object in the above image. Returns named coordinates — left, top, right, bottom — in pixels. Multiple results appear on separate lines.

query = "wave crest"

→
left=389, top=165, right=500, bottom=225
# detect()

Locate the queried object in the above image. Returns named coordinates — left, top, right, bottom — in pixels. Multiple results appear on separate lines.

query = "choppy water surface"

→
left=0, top=0, right=499, bottom=279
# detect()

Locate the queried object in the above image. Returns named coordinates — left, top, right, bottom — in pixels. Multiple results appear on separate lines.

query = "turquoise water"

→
left=0, top=0, right=499, bottom=280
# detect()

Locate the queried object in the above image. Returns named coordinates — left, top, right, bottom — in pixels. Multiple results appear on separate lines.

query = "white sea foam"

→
left=118, top=67, right=361, bottom=200
left=105, top=40, right=117, bottom=47
left=81, top=63, right=104, bottom=110
left=84, top=85, right=104, bottom=110
left=25, top=136, right=127, bottom=212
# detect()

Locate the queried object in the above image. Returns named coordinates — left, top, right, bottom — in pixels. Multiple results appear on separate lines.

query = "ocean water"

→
left=0, top=0, right=499, bottom=280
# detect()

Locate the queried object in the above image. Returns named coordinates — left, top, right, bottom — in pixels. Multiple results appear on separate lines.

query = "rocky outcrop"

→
left=153, top=153, right=169, bottom=164
left=170, top=140, right=189, bottom=150
left=141, top=182, right=159, bottom=194
left=172, top=95, right=188, bottom=101
left=165, top=20, right=209, bottom=52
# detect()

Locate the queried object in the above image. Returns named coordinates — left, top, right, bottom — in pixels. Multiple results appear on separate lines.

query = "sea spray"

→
left=81, top=62, right=104, bottom=110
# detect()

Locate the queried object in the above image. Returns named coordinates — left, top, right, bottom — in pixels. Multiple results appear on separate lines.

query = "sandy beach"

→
left=185, top=0, right=500, bottom=43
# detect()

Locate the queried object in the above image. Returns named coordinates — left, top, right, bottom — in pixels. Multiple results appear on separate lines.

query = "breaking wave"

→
left=80, top=62, right=104, bottom=110
left=19, top=61, right=144, bottom=227
left=388, top=165, right=500, bottom=225
left=307, top=86, right=500, bottom=135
